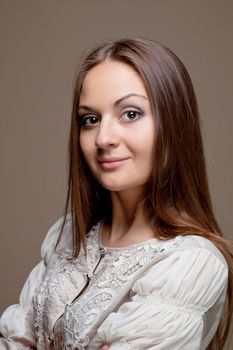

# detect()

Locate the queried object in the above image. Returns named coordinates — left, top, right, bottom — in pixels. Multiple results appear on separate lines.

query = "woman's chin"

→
left=99, top=183, right=127, bottom=192
left=98, top=180, right=146, bottom=194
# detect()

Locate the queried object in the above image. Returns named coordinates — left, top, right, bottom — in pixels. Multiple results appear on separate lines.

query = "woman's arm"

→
left=0, top=261, right=46, bottom=349
left=0, top=216, right=67, bottom=349
left=96, top=244, right=228, bottom=349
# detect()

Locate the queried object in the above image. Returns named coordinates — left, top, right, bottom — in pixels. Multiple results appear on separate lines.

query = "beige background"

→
left=0, top=0, right=232, bottom=345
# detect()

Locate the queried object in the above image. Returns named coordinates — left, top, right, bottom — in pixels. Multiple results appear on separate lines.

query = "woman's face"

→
left=78, top=60, right=156, bottom=193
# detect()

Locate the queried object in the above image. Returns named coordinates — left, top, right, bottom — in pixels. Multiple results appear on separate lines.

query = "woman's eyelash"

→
left=78, top=108, right=144, bottom=127
left=121, top=109, right=144, bottom=120
left=78, top=115, right=99, bottom=127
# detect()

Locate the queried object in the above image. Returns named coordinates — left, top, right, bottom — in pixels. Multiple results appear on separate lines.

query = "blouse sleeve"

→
left=0, top=216, right=65, bottom=349
left=97, top=245, right=228, bottom=350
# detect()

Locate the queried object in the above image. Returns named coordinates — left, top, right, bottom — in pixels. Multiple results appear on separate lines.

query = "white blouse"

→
left=0, top=214, right=228, bottom=350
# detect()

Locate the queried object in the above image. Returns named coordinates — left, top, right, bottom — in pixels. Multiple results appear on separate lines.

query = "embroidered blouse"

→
left=0, top=214, right=228, bottom=349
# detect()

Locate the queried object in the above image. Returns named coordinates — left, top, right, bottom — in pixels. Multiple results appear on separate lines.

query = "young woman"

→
left=0, top=37, right=232, bottom=350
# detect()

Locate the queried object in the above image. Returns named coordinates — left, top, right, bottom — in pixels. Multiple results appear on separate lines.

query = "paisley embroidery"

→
left=33, top=248, right=75, bottom=345
left=33, top=221, right=182, bottom=350
left=33, top=223, right=100, bottom=348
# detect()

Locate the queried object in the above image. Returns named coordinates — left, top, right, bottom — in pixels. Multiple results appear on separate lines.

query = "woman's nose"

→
left=95, top=117, right=119, bottom=149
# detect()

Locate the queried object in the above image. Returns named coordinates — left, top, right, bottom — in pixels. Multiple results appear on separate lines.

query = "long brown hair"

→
left=58, top=37, right=233, bottom=349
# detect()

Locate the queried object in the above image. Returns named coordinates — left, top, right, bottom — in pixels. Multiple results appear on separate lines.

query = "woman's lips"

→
left=98, top=158, right=128, bottom=170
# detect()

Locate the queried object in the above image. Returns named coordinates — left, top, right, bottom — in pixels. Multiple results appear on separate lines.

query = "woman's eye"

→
left=78, top=109, right=143, bottom=127
left=121, top=109, right=143, bottom=122
left=80, top=115, right=99, bottom=127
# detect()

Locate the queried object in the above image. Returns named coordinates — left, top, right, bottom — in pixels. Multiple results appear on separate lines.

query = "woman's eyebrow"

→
left=78, top=93, right=148, bottom=112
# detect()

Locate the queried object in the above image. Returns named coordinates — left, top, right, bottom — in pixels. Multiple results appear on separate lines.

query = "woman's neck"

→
left=101, top=187, right=155, bottom=247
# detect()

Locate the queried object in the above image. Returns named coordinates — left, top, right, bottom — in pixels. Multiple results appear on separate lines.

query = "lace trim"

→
left=33, top=248, right=75, bottom=344
left=33, top=225, right=100, bottom=346
left=33, top=221, right=182, bottom=349
left=54, top=234, right=181, bottom=349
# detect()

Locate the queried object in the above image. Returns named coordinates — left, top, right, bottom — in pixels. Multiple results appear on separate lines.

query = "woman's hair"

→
left=58, top=36, right=232, bottom=349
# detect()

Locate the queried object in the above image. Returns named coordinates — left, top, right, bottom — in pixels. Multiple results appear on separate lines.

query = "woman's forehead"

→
left=79, top=60, right=148, bottom=105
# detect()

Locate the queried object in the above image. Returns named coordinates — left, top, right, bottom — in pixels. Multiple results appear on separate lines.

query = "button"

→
left=99, top=245, right=106, bottom=257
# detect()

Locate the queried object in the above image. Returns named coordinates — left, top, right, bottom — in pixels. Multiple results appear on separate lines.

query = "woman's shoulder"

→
left=176, top=233, right=228, bottom=267
left=133, top=234, right=228, bottom=305
left=40, top=213, right=73, bottom=263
